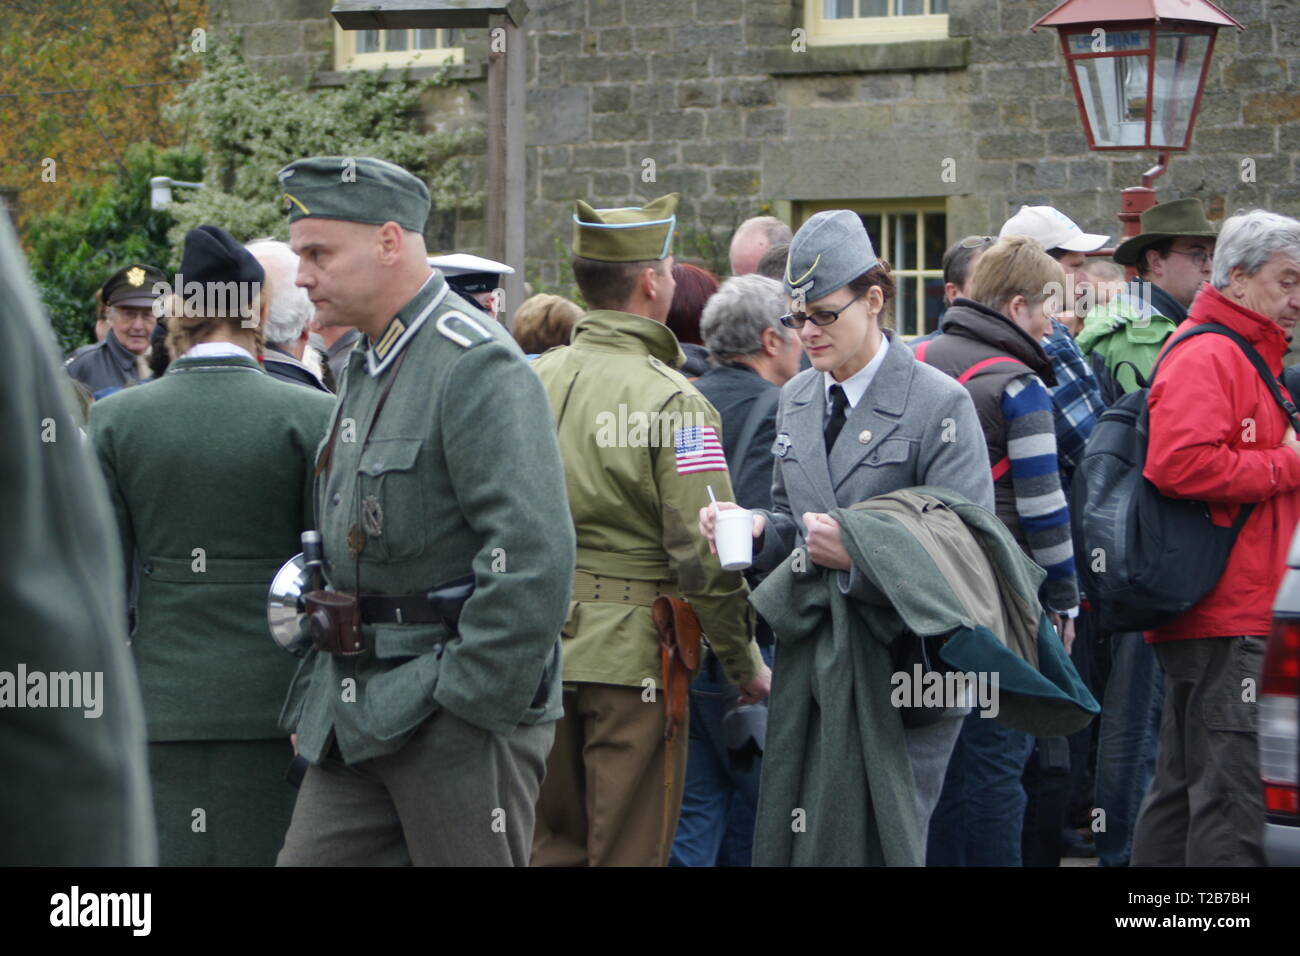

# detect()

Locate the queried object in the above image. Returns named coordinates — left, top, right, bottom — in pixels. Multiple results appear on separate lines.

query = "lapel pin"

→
left=858, top=430, right=872, bottom=444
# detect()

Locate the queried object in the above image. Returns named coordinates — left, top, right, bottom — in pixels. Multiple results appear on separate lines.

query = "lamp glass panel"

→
left=1152, top=32, right=1209, bottom=148
left=356, top=30, right=381, bottom=54
left=824, top=0, right=854, bottom=17
left=1074, top=54, right=1150, bottom=147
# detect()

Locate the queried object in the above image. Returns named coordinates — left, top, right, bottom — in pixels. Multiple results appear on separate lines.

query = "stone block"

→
left=630, top=82, right=676, bottom=112
left=607, top=54, right=651, bottom=82
left=588, top=0, right=625, bottom=27
left=592, top=111, right=647, bottom=142
left=706, top=110, right=742, bottom=139
left=775, top=76, right=858, bottom=108
left=678, top=81, right=721, bottom=109
left=1244, top=93, right=1300, bottom=126
left=651, top=110, right=705, bottom=141
left=531, top=0, right=586, bottom=30
left=983, top=65, right=1062, bottom=100
left=726, top=141, right=760, bottom=166
left=1069, top=159, right=1109, bottom=191
left=724, top=79, right=775, bottom=107
left=744, top=108, right=786, bottom=138
left=540, top=146, right=574, bottom=171
left=697, top=0, right=744, bottom=21
left=538, top=32, right=582, bottom=57
left=563, top=55, right=608, bottom=84
left=682, top=143, right=722, bottom=166
left=1015, top=159, right=1068, bottom=191
left=593, top=84, right=631, bottom=113
left=599, top=27, right=634, bottom=53
left=592, top=171, right=634, bottom=196
left=541, top=170, right=591, bottom=202
left=711, top=168, right=761, bottom=195
left=572, top=144, right=629, bottom=171
left=624, top=0, right=694, bottom=25
left=527, top=88, right=591, bottom=145
left=1223, top=56, right=1288, bottom=91
left=634, top=26, right=673, bottom=50
left=977, top=132, right=1045, bottom=160
left=650, top=51, right=712, bottom=81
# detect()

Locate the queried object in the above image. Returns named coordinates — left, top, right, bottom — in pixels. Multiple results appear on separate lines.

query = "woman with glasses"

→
left=699, top=210, right=993, bottom=861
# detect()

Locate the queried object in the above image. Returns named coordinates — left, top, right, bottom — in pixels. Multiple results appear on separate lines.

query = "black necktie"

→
left=825, top=384, right=849, bottom=452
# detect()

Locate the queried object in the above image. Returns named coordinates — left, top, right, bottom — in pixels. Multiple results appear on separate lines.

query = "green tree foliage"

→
left=23, top=142, right=203, bottom=351
left=160, top=42, right=482, bottom=251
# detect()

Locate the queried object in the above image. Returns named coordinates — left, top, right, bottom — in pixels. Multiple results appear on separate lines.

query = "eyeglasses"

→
left=1168, top=248, right=1214, bottom=267
left=779, top=290, right=866, bottom=330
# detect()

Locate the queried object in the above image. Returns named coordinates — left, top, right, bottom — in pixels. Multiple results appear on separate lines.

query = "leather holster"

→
left=306, top=589, right=365, bottom=656
left=651, top=596, right=702, bottom=741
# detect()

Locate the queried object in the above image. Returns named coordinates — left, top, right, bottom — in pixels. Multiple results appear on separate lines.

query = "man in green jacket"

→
left=0, top=214, right=154, bottom=865
left=275, top=157, right=575, bottom=866
left=1077, top=198, right=1218, bottom=394
left=530, top=193, right=770, bottom=867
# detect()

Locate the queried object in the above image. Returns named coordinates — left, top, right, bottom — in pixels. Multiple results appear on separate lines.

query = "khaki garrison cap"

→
left=572, top=193, right=679, bottom=262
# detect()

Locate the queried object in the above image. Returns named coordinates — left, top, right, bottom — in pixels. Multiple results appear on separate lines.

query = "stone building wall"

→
left=210, top=0, right=1300, bottom=292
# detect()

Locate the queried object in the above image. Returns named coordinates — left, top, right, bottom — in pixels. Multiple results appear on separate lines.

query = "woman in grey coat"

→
left=700, top=209, right=993, bottom=858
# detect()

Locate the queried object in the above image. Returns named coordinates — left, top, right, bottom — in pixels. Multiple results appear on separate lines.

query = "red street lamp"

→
left=1031, top=0, right=1243, bottom=247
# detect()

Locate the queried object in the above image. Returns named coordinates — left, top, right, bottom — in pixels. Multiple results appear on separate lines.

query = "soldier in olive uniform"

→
left=530, top=194, right=771, bottom=867
left=1, top=213, right=155, bottom=865
left=275, top=157, right=575, bottom=866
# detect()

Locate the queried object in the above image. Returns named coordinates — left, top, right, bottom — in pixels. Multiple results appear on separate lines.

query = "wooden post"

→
left=486, top=13, right=525, bottom=327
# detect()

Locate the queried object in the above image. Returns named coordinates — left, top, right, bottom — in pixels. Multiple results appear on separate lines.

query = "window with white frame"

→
left=334, top=25, right=464, bottom=71
left=795, top=200, right=948, bottom=337
left=808, top=0, right=950, bottom=45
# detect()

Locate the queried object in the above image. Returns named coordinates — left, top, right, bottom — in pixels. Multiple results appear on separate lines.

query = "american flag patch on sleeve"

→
left=674, top=425, right=728, bottom=475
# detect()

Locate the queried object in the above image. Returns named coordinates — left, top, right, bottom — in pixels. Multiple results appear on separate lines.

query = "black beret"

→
left=179, top=225, right=265, bottom=290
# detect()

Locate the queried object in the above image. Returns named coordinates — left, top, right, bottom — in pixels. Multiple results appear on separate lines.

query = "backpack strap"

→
left=915, top=344, right=1028, bottom=483
left=1153, top=323, right=1300, bottom=431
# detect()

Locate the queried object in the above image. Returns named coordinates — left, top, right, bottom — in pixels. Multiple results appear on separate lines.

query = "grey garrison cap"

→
left=783, top=209, right=879, bottom=304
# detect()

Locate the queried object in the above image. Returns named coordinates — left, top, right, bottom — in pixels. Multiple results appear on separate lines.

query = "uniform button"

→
left=331, top=493, right=341, bottom=506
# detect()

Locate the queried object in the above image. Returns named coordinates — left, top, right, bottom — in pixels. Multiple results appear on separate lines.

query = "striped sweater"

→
left=1001, top=374, right=1079, bottom=614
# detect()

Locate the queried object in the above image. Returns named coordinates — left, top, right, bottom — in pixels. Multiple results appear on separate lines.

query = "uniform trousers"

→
left=532, top=683, right=687, bottom=866
left=1131, top=635, right=1267, bottom=867
left=149, top=739, right=296, bottom=867
left=277, top=708, right=554, bottom=866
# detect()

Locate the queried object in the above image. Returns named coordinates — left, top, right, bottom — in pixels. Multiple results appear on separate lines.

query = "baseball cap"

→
left=999, top=205, right=1109, bottom=253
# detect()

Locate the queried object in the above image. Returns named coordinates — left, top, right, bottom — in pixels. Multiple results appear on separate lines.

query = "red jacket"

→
left=1144, top=283, right=1300, bottom=642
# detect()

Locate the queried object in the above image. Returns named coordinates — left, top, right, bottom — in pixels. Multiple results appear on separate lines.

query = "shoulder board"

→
left=647, top=354, right=692, bottom=386
left=435, top=309, right=493, bottom=349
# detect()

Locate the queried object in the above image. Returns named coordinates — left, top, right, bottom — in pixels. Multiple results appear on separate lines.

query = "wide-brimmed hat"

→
left=1113, top=198, right=1217, bottom=266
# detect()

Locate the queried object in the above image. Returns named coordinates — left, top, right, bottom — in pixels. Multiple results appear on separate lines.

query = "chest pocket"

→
left=862, top=437, right=913, bottom=468
left=356, top=437, right=427, bottom=563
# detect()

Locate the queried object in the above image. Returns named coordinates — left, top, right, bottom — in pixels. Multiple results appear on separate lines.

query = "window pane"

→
left=894, top=213, right=916, bottom=272
left=923, top=212, right=946, bottom=270
left=1152, top=33, right=1209, bottom=148
left=415, top=29, right=439, bottom=49
left=898, top=0, right=924, bottom=14
left=894, top=275, right=912, bottom=335
left=923, top=277, right=945, bottom=334
left=859, top=0, right=889, bottom=16
left=444, top=28, right=460, bottom=47
left=860, top=214, right=883, bottom=258
left=931, top=0, right=949, bottom=11
left=384, top=29, right=409, bottom=52
left=356, top=30, right=381, bottom=54
left=824, top=0, right=854, bottom=18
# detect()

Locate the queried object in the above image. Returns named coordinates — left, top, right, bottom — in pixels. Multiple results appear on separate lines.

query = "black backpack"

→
left=1073, top=323, right=1300, bottom=632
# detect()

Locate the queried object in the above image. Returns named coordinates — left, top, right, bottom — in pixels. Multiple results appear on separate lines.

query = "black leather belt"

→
left=359, top=594, right=443, bottom=625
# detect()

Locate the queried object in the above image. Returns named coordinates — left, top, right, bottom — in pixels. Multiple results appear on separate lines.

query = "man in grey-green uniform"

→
left=530, top=194, right=771, bottom=866
left=275, top=157, right=575, bottom=866
left=0, top=212, right=154, bottom=864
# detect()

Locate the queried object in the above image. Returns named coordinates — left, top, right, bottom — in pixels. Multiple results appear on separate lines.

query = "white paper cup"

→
left=715, top=508, right=754, bottom=571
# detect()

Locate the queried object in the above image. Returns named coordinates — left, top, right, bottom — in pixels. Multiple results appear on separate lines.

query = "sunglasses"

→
left=779, top=290, right=866, bottom=330
left=960, top=235, right=996, bottom=248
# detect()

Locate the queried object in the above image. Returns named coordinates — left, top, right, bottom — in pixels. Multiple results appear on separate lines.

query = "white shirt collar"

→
left=823, top=331, right=889, bottom=412
left=184, top=342, right=256, bottom=361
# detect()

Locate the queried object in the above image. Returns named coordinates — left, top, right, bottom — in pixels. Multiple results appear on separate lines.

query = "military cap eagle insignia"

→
left=126, top=266, right=146, bottom=287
